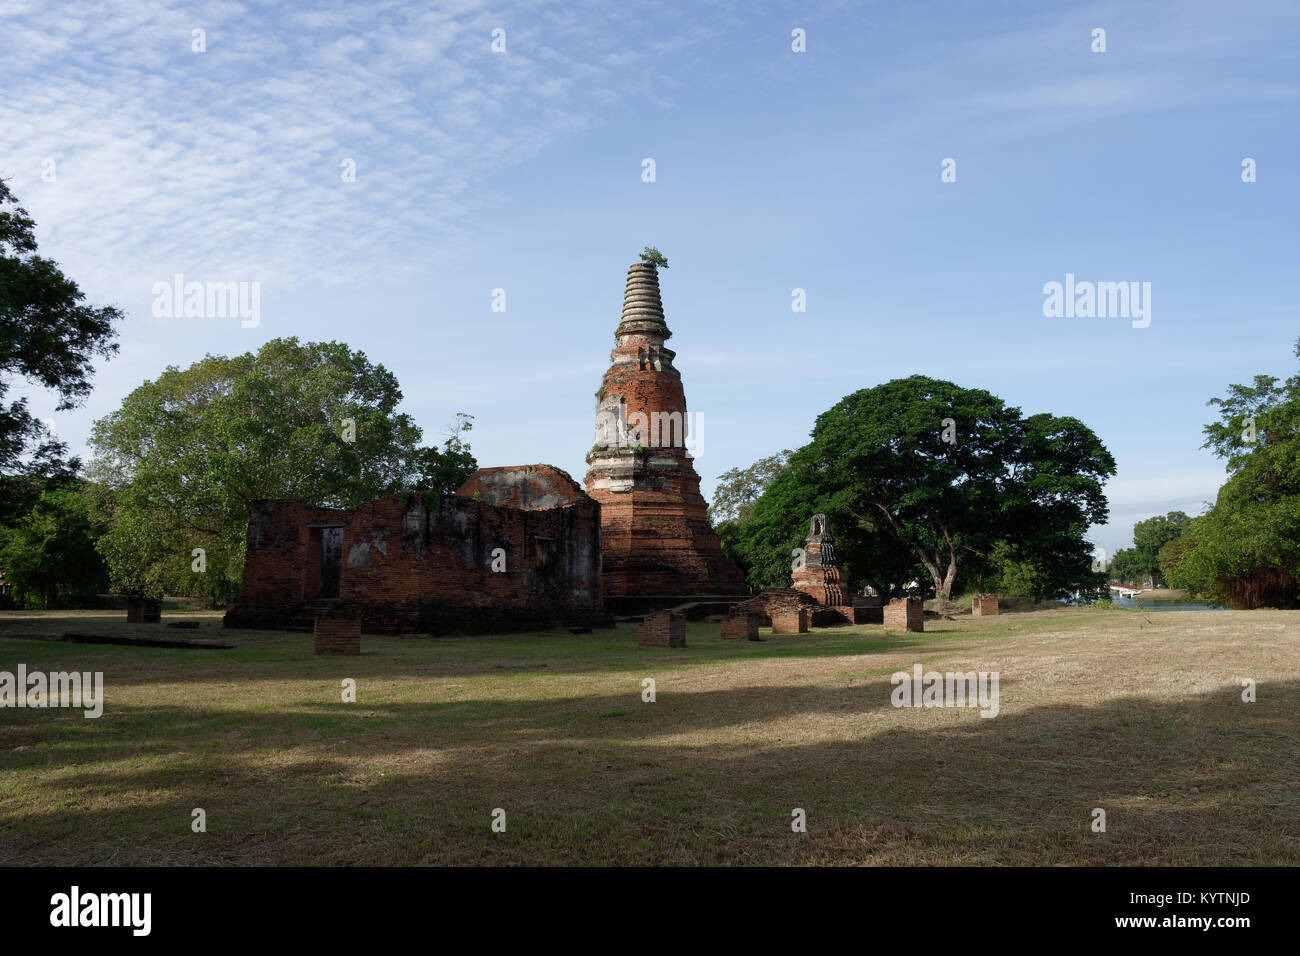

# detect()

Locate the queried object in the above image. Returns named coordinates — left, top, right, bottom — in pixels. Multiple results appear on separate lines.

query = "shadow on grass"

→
left=1, top=675, right=1294, bottom=866
left=0, top=619, right=977, bottom=686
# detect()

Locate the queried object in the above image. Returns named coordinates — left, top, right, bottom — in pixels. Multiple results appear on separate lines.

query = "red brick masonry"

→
left=771, top=606, right=810, bottom=634
left=584, top=263, right=745, bottom=604
left=314, top=615, right=360, bottom=655
left=638, top=610, right=686, bottom=647
left=720, top=609, right=759, bottom=640
left=972, top=593, right=999, bottom=616
left=884, top=596, right=924, bottom=632
left=225, top=467, right=608, bottom=636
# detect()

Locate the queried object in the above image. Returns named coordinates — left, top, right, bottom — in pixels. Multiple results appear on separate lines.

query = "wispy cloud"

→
left=0, top=0, right=726, bottom=300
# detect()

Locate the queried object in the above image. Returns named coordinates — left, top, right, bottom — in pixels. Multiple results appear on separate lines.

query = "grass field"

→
left=1, top=606, right=1296, bottom=865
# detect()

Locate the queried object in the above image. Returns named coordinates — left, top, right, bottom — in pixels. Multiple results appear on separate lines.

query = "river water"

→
left=1110, top=594, right=1225, bottom=611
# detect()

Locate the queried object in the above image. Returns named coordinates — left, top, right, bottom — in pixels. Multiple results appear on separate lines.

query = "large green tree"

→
left=1164, top=340, right=1300, bottom=607
left=0, top=180, right=119, bottom=478
left=88, top=337, right=475, bottom=602
left=710, top=449, right=793, bottom=524
left=1129, top=511, right=1191, bottom=586
left=726, top=376, right=1114, bottom=601
left=0, top=481, right=108, bottom=608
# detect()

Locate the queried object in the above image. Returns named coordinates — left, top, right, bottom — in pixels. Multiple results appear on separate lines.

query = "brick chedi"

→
left=790, top=514, right=852, bottom=617
left=584, top=261, right=746, bottom=612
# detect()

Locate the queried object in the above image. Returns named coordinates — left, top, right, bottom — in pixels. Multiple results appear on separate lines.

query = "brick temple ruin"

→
left=224, top=465, right=607, bottom=635
left=225, top=258, right=925, bottom=640
left=584, top=261, right=747, bottom=614
left=790, top=514, right=855, bottom=624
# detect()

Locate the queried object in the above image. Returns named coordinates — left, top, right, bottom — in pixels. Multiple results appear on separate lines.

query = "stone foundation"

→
left=720, top=609, right=759, bottom=641
left=638, top=610, right=686, bottom=647
left=314, top=615, right=361, bottom=655
left=973, top=593, right=999, bottom=616
left=771, top=606, right=810, bottom=634
left=884, top=596, right=924, bottom=632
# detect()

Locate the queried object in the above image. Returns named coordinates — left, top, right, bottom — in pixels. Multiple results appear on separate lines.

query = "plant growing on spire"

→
left=640, top=246, right=668, bottom=270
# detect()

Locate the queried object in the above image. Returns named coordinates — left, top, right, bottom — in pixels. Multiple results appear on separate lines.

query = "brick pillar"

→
left=884, top=596, right=923, bottom=632
left=771, top=605, right=810, bottom=634
left=314, top=615, right=361, bottom=655
left=127, top=597, right=161, bottom=624
left=721, top=609, right=759, bottom=641
left=638, top=610, right=686, bottom=647
left=972, top=593, right=999, bottom=616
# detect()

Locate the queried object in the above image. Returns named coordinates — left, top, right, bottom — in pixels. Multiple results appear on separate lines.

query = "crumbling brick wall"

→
left=972, top=593, right=999, bottom=616
left=730, top=588, right=819, bottom=627
left=720, top=609, right=759, bottom=641
left=314, top=615, right=360, bottom=655
left=771, top=606, right=810, bottom=634
left=225, top=467, right=607, bottom=636
left=456, top=464, right=584, bottom=511
left=638, top=610, right=686, bottom=647
left=884, top=596, right=924, bottom=632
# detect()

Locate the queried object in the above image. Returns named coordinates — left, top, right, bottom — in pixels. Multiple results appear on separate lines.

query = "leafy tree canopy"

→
left=0, top=179, right=119, bottom=477
left=710, top=449, right=793, bottom=524
left=0, top=480, right=108, bottom=608
left=1165, top=340, right=1300, bottom=607
left=724, top=376, right=1114, bottom=601
left=87, top=337, right=475, bottom=600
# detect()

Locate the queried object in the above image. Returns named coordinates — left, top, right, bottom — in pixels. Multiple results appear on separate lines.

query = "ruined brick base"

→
left=314, top=615, right=360, bottom=655
left=972, top=593, right=999, bottom=616
left=729, top=588, right=819, bottom=627
left=853, top=605, right=884, bottom=625
left=771, top=606, right=810, bottom=634
left=884, top=597, right=924, bottom=632
left=720, top=610, right=760, bottom=641
left=223, top=483, right=610, bottom=637
left=638, top=610, right=686, bottom=647
left=126, top=598, right=161, bottom=624
left=811, top=606, right=856, bottom=627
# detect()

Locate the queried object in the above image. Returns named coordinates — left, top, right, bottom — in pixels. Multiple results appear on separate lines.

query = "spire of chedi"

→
left=585, top=261, right=746, bottom=611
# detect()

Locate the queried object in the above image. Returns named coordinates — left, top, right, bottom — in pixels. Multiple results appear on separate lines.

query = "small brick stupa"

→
left=585, top=260, right=746, bottom=612
left=790, top=513, right=854, bottom=623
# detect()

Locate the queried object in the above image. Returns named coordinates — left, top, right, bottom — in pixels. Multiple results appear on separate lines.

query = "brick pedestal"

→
left=638, top=610, right=686, bottom=647
left=972, top=593, right=999, bottom=616
left=884, top=597, right=923, bottom=633
left=720, top=609, right=759, bottom=641
left=126, top=597, right=162, bottom=624
left=314, top=615, right=361, bottom=655
left=771, top=606, right=810, bottom=634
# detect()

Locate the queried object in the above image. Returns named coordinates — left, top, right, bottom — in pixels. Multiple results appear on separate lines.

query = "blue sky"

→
left=2, top=0, right=1297, bottom=558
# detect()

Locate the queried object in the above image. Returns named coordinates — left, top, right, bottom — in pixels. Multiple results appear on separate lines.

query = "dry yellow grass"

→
left=0, top=606, right=1295, bottom=865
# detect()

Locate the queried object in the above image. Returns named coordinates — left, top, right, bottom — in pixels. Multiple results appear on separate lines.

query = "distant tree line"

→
left=1106, top=511, right=1192, bottom=587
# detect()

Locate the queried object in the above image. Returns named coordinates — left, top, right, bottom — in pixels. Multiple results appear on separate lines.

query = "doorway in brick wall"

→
left=307, top=526, right=344, bottom=599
